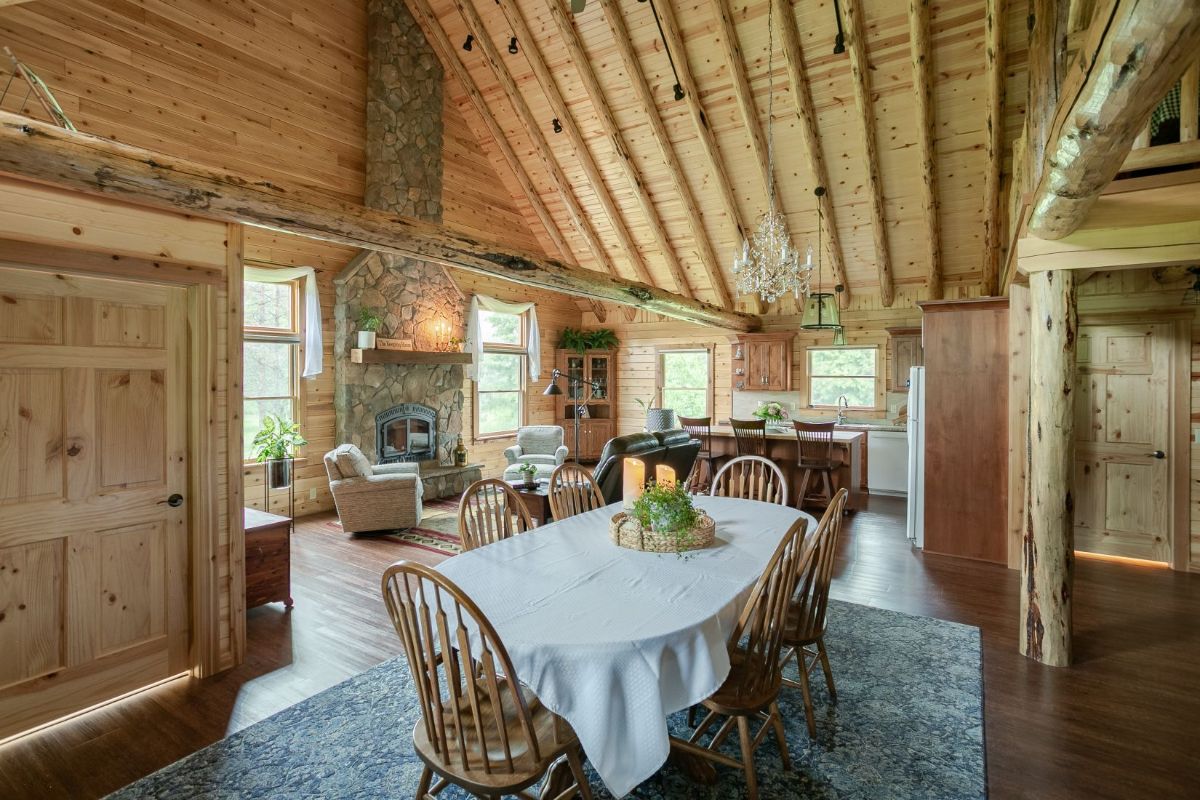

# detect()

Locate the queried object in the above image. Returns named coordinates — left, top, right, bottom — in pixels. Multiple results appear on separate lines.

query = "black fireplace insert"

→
left=376, top=403, right=438, bottom=463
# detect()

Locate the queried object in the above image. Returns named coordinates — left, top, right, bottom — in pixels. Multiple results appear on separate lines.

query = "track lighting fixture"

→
left=462, top=34, right=474, bottom=52
left=552, top=118, right=563, bottom=133
left=508, top=37, right=519, bottom=54
left=645, top=0, right=686, bottom=104
left=832, top=0, right=847, bottom=54
left=673, top=83, right=685, bottom=101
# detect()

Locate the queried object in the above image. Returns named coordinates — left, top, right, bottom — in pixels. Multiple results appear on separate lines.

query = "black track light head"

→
left=673, top=83, right=685, bottom=101
left=508, top=37, right=519, bottom=54
left=833, top=33, right=846, bottom=54
left=552, top=118, right=563, bottom=133
left=462, top=34, right=474, bottom=52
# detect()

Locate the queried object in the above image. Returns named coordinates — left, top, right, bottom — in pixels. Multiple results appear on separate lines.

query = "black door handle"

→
left=1146, top=450, right=1166, bottom=460
left=163, top=493, right=184, bottom=507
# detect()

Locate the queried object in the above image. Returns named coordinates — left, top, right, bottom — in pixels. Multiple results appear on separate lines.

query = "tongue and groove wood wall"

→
left=0, top=0, right=575, bottom=517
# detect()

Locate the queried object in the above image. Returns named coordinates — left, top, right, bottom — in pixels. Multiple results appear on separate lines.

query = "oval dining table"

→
left=436, top=494, right=815, bottom=798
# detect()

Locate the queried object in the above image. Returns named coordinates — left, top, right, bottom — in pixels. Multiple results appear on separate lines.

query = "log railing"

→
left=1121, top=57, right=1200, bottom=172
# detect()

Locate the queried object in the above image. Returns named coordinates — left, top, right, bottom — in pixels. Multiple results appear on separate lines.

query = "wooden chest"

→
left=244, top=508, right=293, bottom=609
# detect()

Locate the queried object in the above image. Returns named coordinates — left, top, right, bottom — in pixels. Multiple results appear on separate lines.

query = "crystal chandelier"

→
left=731, top=0, right=811, bottom=304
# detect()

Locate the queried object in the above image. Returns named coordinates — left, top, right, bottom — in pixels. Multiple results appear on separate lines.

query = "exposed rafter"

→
left=839, top=0, right=895, bottom=307
left=484, top=0, right=658, bottom=289
left=443, top=0, right=618, bottom=278
left=0, top=113, right=760, bottom=331
left=1025, top=0, right=1070, bottom=190
left=907, top=0, right=942, bottom=299
left=650, top=0, right=766, bottom=315
left=406, top=0, right=569, bottom=262
left=1028, top=0, right=1200, bottom=239
left=537, top=0, right=698, bottom=301
left=774, top=0, right=851, bottom=306
left=981, top=0, right=1007, bottom=294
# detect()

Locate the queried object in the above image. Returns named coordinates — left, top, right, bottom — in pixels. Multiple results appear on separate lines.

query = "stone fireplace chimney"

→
left=334, top=0, right=465, bottom=465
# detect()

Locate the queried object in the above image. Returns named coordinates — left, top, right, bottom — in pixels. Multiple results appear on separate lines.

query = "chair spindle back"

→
left=791, top=488, right=849, bottom=641
left=710, top=455, right=789, bottom=506
left=730, top=418, right=768, bottom=457
left=458, top=479, right=534, bottom=551
left=548, top=463, right=605, bottom=520
left=793, top=421, right=836, bottom=466
left=678, top=415, right=713, bottom=456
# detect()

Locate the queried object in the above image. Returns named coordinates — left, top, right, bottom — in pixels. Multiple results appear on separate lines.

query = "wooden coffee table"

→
left=508, top=480, right=552, bottom=526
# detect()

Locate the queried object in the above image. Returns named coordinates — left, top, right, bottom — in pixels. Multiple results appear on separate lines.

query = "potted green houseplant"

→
left=753, top=401, right=789, bottom=426
left=357, top=306, right=383, bottom=349
left=635, top=392, right=675, bottom=433
left=558, top=327, right=620, bottom=354
left=611, top=480, right=715, bottom=554
left=252, top=414, right=307, bottom=489
left=516, top=462, right=539, bottom=490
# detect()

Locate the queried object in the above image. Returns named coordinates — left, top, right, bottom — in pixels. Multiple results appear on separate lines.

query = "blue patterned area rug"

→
left=108, top=601, right=984, bottom=799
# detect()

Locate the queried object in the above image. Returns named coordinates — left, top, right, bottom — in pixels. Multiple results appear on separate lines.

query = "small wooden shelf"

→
left=350, top=349, right=472, bottom=365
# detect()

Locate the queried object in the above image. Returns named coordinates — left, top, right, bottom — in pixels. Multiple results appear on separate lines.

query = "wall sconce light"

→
left=552, top=118, right=563, bottom=133
left=462, top=34, right=474, bottom=52
left=508, top=37, right=519, bottom=54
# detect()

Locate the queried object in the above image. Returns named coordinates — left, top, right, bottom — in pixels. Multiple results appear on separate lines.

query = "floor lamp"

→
left=543, top=368, right=600, bottom=464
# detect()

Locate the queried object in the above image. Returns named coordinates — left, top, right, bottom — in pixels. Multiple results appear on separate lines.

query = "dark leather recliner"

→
left=592, top=429, right=701, bottom=504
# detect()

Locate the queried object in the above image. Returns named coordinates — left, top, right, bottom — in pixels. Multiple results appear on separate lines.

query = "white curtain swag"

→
left=465, top=295, right=540, bottom=381
left=244, top=265, right=323, bottom=378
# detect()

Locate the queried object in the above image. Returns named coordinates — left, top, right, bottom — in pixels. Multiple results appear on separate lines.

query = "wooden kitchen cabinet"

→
left=887, top=327, right=924, bottom=392
left=732, top=333, right=793, bottom=391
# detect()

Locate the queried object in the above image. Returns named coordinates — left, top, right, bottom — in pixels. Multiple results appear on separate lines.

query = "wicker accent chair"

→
left=670, top=516, right=811, bottom=800
left=381, top=561, right=594, bottom=800
left=323, top=444, right=423, bottom=533
left=782, top=488, right=849, bottom=736
left=502, top=425, right=569, bottom=483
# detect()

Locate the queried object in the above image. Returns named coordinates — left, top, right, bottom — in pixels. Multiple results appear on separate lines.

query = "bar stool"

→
left=678, top=415, right=719, bottom=493
left=730, top=418, right=767, bottom=458
left=793, top=421, right=838, bottom=510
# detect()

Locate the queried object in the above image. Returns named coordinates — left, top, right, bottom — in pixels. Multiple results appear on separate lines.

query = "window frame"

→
left=806, top=345, right=882, bottom=411
left=242, top=274, right=305, bottom=464
left=472, top=309, right=528, bottom=441
left=655, top=345, right=715, bottom=420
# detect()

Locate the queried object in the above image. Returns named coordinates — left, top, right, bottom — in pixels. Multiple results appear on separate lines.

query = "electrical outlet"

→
left=308, top=488, right=318, bottom=500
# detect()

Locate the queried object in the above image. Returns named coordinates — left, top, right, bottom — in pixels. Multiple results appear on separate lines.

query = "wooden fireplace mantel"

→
left=350, top=349, right=472, bottom=366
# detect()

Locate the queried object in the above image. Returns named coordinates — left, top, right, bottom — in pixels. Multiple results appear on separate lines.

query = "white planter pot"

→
left=357, top=331, right=377, bottom=349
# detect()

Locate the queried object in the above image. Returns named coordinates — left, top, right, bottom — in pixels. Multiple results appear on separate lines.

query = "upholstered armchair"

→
left=501, top=425, right=568, bottom=482
left=323, top=444, right=423, bottom=533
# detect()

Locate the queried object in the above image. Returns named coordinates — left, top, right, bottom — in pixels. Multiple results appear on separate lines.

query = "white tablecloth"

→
left=436, top=495, right=813, bottom=797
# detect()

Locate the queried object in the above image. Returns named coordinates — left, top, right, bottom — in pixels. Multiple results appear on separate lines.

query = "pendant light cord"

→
left=766, top=0, right=776, bottom=214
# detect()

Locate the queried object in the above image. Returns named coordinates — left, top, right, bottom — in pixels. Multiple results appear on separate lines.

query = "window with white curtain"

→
left=243, top=278, right=301, bottom=458
left=475, top=309, right=527, bottom=436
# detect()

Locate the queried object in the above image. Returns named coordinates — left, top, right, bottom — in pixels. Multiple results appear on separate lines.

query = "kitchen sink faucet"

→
left=836, top=395, right=850, bottom=425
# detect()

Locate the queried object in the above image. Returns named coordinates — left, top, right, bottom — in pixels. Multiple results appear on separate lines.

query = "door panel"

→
left=0, top=266, right=188, bottom=739
left=1074, top=323, right=1171, bottom=562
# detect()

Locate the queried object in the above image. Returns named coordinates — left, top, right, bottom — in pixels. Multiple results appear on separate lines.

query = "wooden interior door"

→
left=1074, top=322, right=1173, bottom=562
left=0, top=266, right=189, bottom=739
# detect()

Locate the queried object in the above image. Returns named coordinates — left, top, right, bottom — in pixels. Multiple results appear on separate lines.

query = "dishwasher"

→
left=866, top=430, right=909, bottom=496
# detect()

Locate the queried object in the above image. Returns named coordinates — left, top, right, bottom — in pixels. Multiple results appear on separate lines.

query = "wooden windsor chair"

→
left=458, top=478, right=534, bottom=551
left=709, top=455, right=789, bottom=506
left=380, top=561, right=594, bottom=800
left=677, top=415, right=720, bottom=493
left=547, top=463, right=605, bottom=520
left=729, top=418, right=768, bottom=458
left=793, top=421, right=839, bottom=510
left=781, top=488, right=849, bottom=736
left=669, top=517, right=812, bottom=800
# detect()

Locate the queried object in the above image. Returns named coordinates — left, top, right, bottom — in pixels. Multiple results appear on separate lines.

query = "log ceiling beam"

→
left=537, top=0, right=698, bottom=302
left=483, top=0, right=659, bottom=290
left=651, top=0, right=766, bottom=315
left=1027, top=0, right=1200, bottom=239
left=981, top=0, right=1007, bottom=295
left=775, top=0, right=851, bottom=307
left=406, top=0, right=570, bottom=262
left=596, top=0, right=734, bottom=311
left=441, top=0, right=618, bottom=280
left=840, top=0, right=895, bottom=306
left=1025, top=0, right=1070, bottom=192
left=907, top=0, right=943, bottom=299
left=0, top=113, right=760, bottom=331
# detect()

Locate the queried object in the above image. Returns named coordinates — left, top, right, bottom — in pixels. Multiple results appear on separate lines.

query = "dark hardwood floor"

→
left=1, top=497, right=1198, bottom=799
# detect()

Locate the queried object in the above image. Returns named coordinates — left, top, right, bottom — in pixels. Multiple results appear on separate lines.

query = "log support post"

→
left=1021, top=269, right=1077, bottom=667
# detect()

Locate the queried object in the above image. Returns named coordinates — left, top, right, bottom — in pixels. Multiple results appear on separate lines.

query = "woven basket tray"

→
left=609, top=511, right=716, bottom=553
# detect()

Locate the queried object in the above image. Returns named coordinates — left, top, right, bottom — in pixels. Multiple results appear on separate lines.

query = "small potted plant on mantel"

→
left=516, top=462, right=539, bottom=490
left=252, top=414, right=307, bottom=489
left=357, top=307, right=383, bottom=350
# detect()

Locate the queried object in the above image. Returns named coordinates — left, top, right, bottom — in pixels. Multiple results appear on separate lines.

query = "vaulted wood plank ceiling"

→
left=417, top=0, right=1033, bottom=313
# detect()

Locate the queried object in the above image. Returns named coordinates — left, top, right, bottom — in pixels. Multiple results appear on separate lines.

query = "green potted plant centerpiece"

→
left=516, top=462, right=539, bottom=490
left=252, top=414, right=307, bottom=489
left=610, top=480, right=716, bottom=554
left=357, top=307, right=383, bottom=349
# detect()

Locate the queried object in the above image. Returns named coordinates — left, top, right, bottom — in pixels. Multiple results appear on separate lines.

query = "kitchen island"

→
left=708, top=425, right=867, bottom=511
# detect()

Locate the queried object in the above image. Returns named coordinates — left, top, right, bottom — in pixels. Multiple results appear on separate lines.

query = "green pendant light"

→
left=832, top=325, right=847, bottom=346
left=800, top=187, right=843, bottom=331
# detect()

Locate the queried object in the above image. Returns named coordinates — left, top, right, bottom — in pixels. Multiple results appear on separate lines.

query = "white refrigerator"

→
left=905, top=366, right=925, bottom=548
